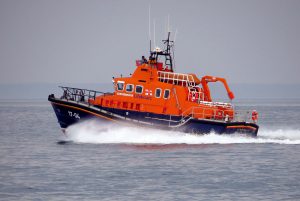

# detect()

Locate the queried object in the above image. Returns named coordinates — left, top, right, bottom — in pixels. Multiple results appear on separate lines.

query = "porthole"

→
left=136, top=85, right=143, bottom=94
left=117, top=82, right=124, bottom=91
left=155, top=88, right=161, bottom=98
left=126, top=84, right=134, bottom=92
left=164, top=89, right=170, bottom=99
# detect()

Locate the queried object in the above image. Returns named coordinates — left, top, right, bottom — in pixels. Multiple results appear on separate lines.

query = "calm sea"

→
left=0, top=99, right=299, bottom=200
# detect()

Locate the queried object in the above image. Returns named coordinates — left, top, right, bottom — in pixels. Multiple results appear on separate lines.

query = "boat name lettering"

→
left=117, top=92, right=134, bottom=97
left=134, top=94, right=152, bottom=100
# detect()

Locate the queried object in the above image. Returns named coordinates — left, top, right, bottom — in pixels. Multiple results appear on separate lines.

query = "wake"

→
left=65, top=121, right=300, bottom=145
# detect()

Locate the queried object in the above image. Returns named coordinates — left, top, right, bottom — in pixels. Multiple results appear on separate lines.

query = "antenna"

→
left=148, top=5, right=151, bottom=52
left=148, top=5, right=151, bottom=39
left=167, top=15, right=170, bottom=33
left=153, top=19, right=156, bottom=49
left=173, top=29, right=178, bottom=71
left=165, top=15, right=170, bottom=38
left=174, top=28, right=178, bottom=42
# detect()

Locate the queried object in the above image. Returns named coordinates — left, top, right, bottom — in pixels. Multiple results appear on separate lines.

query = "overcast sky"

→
left=0, top=0, right=299, bottom=85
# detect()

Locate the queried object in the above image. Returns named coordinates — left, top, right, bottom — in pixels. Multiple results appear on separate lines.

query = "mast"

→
left=150, top=31, right=175, bottom=72
left=162, top=31, right=173, bottom=72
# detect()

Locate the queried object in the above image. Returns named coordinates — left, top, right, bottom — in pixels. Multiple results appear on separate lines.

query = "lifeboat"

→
left=48, top=32, right=259, bottom=136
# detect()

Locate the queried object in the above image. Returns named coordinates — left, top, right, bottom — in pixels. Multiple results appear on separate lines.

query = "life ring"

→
left=216, top=111, right=223, bottom=118
left=252, top=110, right=258, bottom=122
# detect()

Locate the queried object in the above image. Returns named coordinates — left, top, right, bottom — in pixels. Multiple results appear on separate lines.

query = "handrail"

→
left=171, top=106, right=256, bottom=125
left=157, top=71, right=195, bottom=86
left=198, top=100, right=232, bottom=108
left=59, top=86, right=113, bottom=103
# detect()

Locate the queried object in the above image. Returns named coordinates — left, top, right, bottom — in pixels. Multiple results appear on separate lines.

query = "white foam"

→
left=65, top=120, right=300, bottom=145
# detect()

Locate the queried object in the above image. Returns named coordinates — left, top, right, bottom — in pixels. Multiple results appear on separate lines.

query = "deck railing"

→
left=58, top=86, right=112, bottom=103
left=157, top=71, right=196, bottom=87
left=177, top=106, right=256, bottom=124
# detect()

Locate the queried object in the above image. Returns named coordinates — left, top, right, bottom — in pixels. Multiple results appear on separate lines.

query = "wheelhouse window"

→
left=135, top=85, right=143, bottom=94
left=155, top=88, right=161, bottom=98
left=164, top=89, right=170, bottom=99
left=126, top=84, right=134, bottom=92
left=117, top=82, right=124, bottom=91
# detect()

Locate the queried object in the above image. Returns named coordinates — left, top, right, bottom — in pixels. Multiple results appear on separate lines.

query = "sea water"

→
left=0, top=99, right=299, bottom=200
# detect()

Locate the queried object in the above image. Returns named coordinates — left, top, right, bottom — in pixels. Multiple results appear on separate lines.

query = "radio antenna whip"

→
left=174, top=28, right=178, bottom=42
left=153, top=19, right=156, bottom=49
left=148, top=5, right=151, bottom=52
left=173, top=29, right=178, bottom=71
left=168, top=15, right=170, bottom=33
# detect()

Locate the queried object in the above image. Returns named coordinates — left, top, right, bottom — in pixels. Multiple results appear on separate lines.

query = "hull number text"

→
left=68, top=111, right=80, bottom=119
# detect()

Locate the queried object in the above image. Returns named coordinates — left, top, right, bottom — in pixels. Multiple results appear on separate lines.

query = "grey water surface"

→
left=0, top=99, right=299, bottom=200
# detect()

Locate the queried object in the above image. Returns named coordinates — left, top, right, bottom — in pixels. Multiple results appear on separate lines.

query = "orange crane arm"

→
left=200, top=76, right=235, bottom=102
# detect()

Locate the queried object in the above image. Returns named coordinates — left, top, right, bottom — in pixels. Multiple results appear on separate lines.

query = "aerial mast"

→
left=148, top=15, right=175, bottom=72
left=162, top=31, right=174, bottom=72
left=148, top=5, right=151, bottom=53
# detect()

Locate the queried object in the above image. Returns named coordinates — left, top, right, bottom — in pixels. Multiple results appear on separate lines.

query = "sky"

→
left=0, top=0, right=300, bottom=87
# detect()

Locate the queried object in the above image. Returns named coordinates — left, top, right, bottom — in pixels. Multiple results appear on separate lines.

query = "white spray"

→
left=65, top=120, right=300, bottom=145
